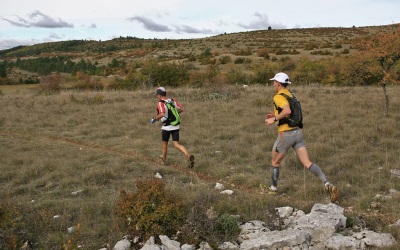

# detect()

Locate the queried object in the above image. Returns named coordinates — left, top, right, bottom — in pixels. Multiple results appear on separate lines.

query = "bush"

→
left=339, top=54, right=383, bottom=85
left=178, top=193, right=217, bottom=244
left=0, top=201, right=28, bottom=250
left=188, top=70, right=208, bottom=87
left=234, top=58, right=245, bottom=64
left=226, top=66, right=249, bottom=85
left=107, top=78, right=138, bottom=90
left=275, top=49, right=300, bottom=55
left=178, top=192, right=242, bottom=245
left=333, top=43, right=343, bottom=49
left=217, top=214, right=240, bottom=237
left=38, top=74, right=62, bottom=95
left=114, top=178, right=186, bottom=240
left=304, top=43, right=318, bottom=50
left=219, top=55, right=232, bottom=64
left=140, top=60, right=189, bottom=87
left=71, top=75, right=104, bottom=91
left=310, top=50, right=333, bottom=56
left=341, top=49, right=350, bottom=54
left=234, top=57, right=251, bottom=65
left=233, top=48, right=252, bottom=56
left=256, top=48, right=270, bottom=59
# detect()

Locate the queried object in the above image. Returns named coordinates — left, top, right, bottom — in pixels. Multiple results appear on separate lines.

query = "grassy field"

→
left=1, top=84, right=400, bottom=249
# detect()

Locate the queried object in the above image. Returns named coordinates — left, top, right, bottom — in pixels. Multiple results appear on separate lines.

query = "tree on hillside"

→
left=338, top=54, right=382, bottom=86
left=0, top=63, right=6, bottom=78
left=293, top=57, right=327, bottom=85
left=140, top=60, right=189, bottom=87
left=355, top=26, right=400, bottom=115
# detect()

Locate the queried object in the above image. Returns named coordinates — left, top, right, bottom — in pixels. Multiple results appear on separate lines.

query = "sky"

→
left=1, top=0, right=399, bottom=50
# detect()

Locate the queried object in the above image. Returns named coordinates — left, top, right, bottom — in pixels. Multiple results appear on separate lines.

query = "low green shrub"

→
left=114, top=178, right=186, bottom=240
left=217, top=213, right=240, bottom=237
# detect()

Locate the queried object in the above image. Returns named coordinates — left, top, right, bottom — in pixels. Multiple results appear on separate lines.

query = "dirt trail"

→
left=1, top=129, right=256, bottom=193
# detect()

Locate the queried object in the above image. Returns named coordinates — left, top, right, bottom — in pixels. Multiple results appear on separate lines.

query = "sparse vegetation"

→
left=0, top=85, right=399, bottom=248
left=0, top=24, right=400, bottom=249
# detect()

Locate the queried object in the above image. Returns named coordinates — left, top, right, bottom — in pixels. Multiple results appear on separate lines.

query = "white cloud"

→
left=127, top=16, right=171, bottom=32
left=2, top=10, right=73, bottom=28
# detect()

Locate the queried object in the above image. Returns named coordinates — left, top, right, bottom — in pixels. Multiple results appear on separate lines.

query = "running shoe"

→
left=325, top=182, right=339, bottom=203
left=159, top=155, right=166, bottom=165
left=188, top=155, right=195, bottom=168
left=267, top=186, right=278, bottom=195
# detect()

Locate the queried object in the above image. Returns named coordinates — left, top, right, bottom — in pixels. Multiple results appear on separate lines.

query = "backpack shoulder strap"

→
left=275, top=93, right=292, bottom=126
left=275, top=93, right=291, bottom=110
left=279, top=92, right=292, bottom=100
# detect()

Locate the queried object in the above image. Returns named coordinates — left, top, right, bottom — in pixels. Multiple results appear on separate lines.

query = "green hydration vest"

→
left=160, top=98, right=181, bottom=126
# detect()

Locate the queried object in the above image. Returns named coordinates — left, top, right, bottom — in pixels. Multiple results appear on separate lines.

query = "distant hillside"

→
left=1, top=23, right=399, bottom=87
left=1, top=24, right=398, bottom=63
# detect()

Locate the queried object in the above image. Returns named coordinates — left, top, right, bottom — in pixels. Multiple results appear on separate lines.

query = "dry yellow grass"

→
left=0, top=84, right=399, bottom=248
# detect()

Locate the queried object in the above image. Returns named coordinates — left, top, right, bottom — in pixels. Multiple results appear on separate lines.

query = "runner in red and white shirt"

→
left=152, top=87, right=194, bottom=168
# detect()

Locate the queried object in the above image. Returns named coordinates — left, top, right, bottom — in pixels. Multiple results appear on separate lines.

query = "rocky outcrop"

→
left=235, top=203, right=396, bottom=250
left=111, top=203, right=397, bottom=250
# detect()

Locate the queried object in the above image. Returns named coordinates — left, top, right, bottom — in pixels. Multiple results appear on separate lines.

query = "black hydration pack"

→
left=274, top=92, right=303, bottom=129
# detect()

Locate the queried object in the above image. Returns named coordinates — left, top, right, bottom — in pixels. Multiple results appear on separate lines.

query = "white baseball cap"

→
left=270, top=72, right=291, bottom=84
left=155, top=87, right=166, bottom=96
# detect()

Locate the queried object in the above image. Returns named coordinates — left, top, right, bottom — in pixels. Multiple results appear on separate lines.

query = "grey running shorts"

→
left=273, top=128, right=306, bottom=154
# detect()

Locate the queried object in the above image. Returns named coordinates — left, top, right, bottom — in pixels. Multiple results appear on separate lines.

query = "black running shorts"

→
left=162, top=129, right=180, bottom=142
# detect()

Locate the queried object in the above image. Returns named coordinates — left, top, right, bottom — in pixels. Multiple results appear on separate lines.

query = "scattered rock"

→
left=198, top=242, right=212, bottom=250
left=240, top=228, right=308, bottom=250
left=67, top=226, right=76, bottom=234
left=140, top=236, right=160, bottom=250
left=220, top=190, right=234, bottom=195
left=159, top=235, right=180, bottom=250
left=71, top=189, right=85, bottom=196
left=113, top=239, right=131, bottom=250
left=374, top=188, right=399, bottom=200
left=389, top=219, right=400, bottom=227
left=353, top=230, right=397, bottom=248
left=215, top=182, right=224, bottom=190
left=273, top=207, right=305, bottom=228
left=275, top=206, right=293, bottom=218
left=390, top=169, right=400, bottom=178
left=180, top=244, right=195, bottom=250
left=219, top=241, right=239, bottom=249
left=326, top=235, right=362, bottom=250
left=238, top=221, right=270, bottom=243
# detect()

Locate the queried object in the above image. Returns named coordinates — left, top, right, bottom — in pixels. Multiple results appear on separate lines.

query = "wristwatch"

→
left=274, top=116, right=278, bottom=122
